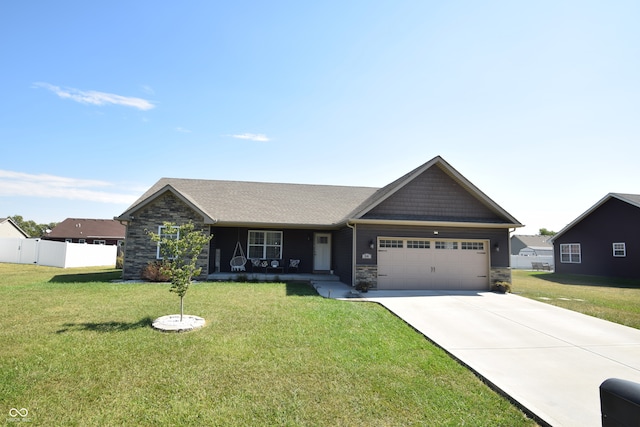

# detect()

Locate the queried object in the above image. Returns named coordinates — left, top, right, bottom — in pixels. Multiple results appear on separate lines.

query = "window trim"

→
left=93, top=240, right=106, bottom=245
left=156, top=225, right=180, bottom=260
left=560, top=243, right=581, bottom=263
left=612, top=242, right=626, bottom=257
left=247, top=230, right=283, bottom=259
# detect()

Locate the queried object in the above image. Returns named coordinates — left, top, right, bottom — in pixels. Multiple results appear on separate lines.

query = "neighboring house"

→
left=550, top=193, right=640, bottom=279
left=511, top=235, right=553, bottom=256
left=44, top=218, right=126, bottom=247
left=116, top=156, right=522, bottom=290
left=0, top=217, right=29, bottom=238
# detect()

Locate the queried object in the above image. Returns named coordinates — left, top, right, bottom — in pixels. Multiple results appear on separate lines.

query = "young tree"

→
left=149, top=221, right=212, bottom=322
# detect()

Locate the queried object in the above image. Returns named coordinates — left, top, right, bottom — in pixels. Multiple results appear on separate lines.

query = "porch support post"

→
left=347, top=221, right=356, bottom=286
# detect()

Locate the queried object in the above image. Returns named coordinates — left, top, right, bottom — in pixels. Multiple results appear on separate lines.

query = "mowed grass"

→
left=512, top=270, right=640, bottom=329
left=0, top=264, right=535, bottom=426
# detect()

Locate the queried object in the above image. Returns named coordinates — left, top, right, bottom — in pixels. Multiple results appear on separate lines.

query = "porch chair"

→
left=287, top=259, right=300, bottom=273
left=230, top=241, right=247, bottom=272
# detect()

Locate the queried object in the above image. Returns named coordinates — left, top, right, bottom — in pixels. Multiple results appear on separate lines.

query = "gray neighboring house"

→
left=116, top=156, right=523, bottom=290
left=551, top=193, right=640, bottom=279
left=511, top=235, right=553, bottom=256
left=0, top=217, right=29, bottom=238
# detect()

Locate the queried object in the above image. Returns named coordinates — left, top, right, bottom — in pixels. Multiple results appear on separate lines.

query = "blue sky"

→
left=1, top=1, right=638, bottom=235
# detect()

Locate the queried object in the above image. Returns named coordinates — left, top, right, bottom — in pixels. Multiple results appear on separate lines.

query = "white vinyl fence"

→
left=0, top=238, right=117, bottom=268
left=510, top=255, right=555, bottom=270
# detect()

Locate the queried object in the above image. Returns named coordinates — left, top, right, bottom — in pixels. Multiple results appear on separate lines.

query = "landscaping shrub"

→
left=140, top=261, right=170, bottom=282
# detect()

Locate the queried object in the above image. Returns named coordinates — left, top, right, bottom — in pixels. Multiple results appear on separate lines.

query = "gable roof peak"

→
left=347, top=155, right=521, bottom=226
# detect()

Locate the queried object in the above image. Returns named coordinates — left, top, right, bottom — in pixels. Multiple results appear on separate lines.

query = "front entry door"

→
left=313, top=233, right=331, bottom=271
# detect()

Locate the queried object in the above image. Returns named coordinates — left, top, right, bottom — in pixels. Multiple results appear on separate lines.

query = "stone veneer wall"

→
left=122, top=193, right=210, bottom=280
left=490, top=267, right=512, bottom=285
left=355, top=265, right=378, bottom=288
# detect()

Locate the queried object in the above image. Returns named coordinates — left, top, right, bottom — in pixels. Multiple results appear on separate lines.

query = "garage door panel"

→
left=377, top=238, right=489, bottom=290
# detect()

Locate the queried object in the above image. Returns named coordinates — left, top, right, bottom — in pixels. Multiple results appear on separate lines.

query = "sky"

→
left=1, top=1, right=639, bottom=235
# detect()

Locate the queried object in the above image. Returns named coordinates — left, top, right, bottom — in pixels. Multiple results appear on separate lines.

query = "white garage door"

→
left=377, top=238, right=489, bottom=290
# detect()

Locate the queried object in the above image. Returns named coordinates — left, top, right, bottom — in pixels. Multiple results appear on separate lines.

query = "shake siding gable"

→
left=122, top=192, right=210, bottom=280
left=364, top=165, right=502, bottom=222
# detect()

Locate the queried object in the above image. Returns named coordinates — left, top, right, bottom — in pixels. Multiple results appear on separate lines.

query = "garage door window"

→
left=380, top=239, right=403, bottom=248
left=407, top=240, right=430, bottom=249
left=436, top=241, right=458, bottom=250
left=461, top=242, right=484, bottom=250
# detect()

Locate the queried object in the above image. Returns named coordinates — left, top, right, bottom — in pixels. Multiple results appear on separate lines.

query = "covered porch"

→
left=207, top=271, right=343, bottom=283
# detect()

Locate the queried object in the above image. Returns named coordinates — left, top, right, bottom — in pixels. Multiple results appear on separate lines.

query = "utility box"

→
left=600, top=378, right=640, bottom=426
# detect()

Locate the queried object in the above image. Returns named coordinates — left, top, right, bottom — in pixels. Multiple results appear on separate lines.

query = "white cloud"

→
left=231, top=133, right=271, bottom=142
left=0, top=170, right=139, bottom=204
left=33, top=82, right=155, bottom=111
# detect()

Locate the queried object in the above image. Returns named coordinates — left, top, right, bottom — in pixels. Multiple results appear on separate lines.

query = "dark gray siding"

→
left=333, top=226, right=354, bottom=284
left=554, top=198, right=640, bottom=279
left=364, top=165, right=504, bottom=223
left=210, top=226, right=317, bottom=274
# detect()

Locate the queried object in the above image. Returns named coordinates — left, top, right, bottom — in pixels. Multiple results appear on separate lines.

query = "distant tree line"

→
left=9, top=215, right=58, bottom=238
left=539, top=228, right=556, bottom=236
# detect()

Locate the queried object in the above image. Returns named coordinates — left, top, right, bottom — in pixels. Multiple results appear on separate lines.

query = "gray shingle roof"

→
left=118, top=156, right=522, bottom=228
left=47, top=218, right=126, bottom=239
left=126, top=178, right=379, bottom=226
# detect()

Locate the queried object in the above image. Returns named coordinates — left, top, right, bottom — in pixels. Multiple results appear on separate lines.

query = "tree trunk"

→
left=180, top=296, right=184, bottom=322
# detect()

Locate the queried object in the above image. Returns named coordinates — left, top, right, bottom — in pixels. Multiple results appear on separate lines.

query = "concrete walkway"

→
left=313, top=283, right=640, bottom=427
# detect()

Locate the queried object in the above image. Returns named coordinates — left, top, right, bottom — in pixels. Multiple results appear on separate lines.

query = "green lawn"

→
left=512, top=270, right=640, bottom=330
left=1, top=264, right=535, bottom=426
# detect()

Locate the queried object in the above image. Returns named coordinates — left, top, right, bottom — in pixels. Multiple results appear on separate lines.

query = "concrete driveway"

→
left=361, top=290, right=640, bottom=427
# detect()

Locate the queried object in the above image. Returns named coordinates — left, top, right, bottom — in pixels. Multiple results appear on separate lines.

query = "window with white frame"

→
left=560, top=243, right=581, bottom=263
left=248, top=230, right=282, bottom=259
left=407, top=240, right=429, bottom=249
left=461, top=241, right=484, bottom=251
left=65, top=238, right=73, bottom=243
left=435, top=241, right=458, bottom=250
left=93, top=240, right=106, bottom=245
left=379, top=239, right=403, bottom=248
left=78, top=239, right=86, bottom=244
left=612, top=242, right=626, bottom=257
left=156, top=225, right=179, bottom=259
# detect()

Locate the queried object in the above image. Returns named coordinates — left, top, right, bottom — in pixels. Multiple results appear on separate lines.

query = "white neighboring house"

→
left=0, top=218, right=29, bottom=238
left=510, top=235, right=554, bottom=270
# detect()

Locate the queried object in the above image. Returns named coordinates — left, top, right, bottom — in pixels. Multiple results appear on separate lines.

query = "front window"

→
left=560, top=243, right=581, bottom=263
left=157, top=225, right=179, bottom=259
left=613, top=242, right=626, bottom=257
left=248, top=230, right=282, bottom=259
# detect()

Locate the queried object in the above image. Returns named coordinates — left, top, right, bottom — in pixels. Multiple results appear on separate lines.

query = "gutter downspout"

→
left=346, top=221, right=356, bottom=287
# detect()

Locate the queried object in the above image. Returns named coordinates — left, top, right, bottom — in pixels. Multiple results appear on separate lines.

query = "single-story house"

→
left=510, top=235, right=553, bottom=256
left=45, top=218, right=126, bottom=247
left=116, top=156, right=522, bottom=290
left=0, top=217, right=30, bottom=238
left=550, top=193, right=640, bottom=279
